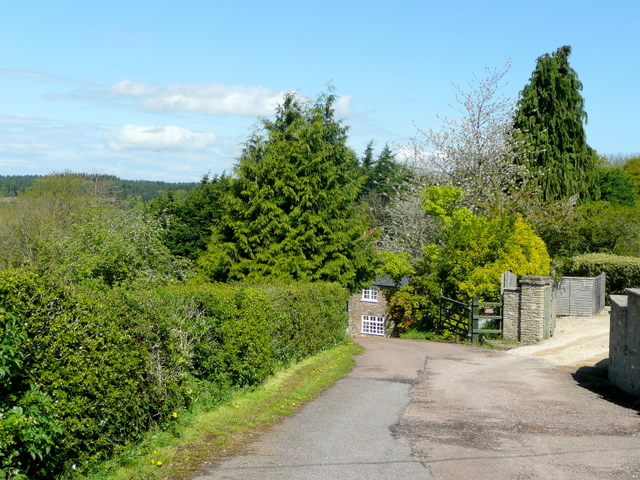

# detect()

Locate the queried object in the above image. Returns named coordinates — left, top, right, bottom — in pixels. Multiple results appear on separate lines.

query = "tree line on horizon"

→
left=0, top=173, right=197, bottom=201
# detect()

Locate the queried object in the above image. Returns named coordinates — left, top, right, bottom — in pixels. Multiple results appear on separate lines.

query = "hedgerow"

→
left=561, top=253, right=640, bottom=295
left=0, top=271, right=349, bottom=479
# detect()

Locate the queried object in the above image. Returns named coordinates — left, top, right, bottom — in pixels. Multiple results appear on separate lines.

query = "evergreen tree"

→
left=361, top=143, right=412, bottom=198
left=514, top=45, right=599, bottom=201
left=361, top=140, right=375, bottom=173
left=198, top=92, right=378, bottom=291
left=147, top=174, right=231, bottom=260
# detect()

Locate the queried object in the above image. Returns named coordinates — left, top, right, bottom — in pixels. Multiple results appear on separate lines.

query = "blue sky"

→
left=1, top=0, right=639, bottom=182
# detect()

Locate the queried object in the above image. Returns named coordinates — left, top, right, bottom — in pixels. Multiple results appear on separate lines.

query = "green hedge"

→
left=562, top=253, right=640, bottom=295
left=0, top=271, right=349, bottom=479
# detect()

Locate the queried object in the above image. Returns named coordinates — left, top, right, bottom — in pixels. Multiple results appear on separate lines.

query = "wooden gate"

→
left=439, top=295, right=503, bottom=343
left=470, top=296, right=503, bottom=343
left=438, top=295, right=471, bottom=341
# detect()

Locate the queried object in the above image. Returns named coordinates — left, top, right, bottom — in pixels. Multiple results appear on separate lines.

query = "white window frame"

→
left=361, top=315, right=385, bottom=336
left=361, top=286, right=379, bottom=302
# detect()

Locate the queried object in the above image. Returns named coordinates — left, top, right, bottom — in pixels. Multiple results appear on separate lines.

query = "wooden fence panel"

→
left=556, top=273, right=606, bottom=316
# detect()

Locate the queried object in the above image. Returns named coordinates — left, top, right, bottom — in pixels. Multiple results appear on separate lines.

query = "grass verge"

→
left=79, top=341, right=363, bottom=480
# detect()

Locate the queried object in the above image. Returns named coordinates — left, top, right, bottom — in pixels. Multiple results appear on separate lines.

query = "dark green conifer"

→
left=514, top=46, right=599, bottom=201
left=198, top=92, right=378, bottom=291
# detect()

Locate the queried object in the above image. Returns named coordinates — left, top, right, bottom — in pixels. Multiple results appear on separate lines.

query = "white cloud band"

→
left=104, top=124, right=217, bottom=152
left=108, top=80, right=285, bottom=117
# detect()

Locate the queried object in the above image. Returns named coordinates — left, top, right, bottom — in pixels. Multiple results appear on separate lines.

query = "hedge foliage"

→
left=0, top=271, right=349, bottom=479
left=562, top=253, right=640, bottom=295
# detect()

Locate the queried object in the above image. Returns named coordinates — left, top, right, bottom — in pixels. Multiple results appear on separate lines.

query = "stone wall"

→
left=609, top=289, right=640, bottom=396
left=502, top=276, right=555, bottom=343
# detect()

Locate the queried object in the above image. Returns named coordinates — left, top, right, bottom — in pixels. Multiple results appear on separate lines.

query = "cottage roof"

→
left=372, top=276, right=409, bottom=288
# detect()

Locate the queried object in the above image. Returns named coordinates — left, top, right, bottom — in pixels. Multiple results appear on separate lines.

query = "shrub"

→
left=0, top=271, right=349, bottom=478
left=259, top=282, right=349, bottom=363
left=420, top=187, right=551, bottom=301
left=561, top=253, right=640, bottom=295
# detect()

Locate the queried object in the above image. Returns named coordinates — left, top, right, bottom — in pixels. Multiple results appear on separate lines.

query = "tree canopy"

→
left=360, top=142, right=412, bottom=199
left=420, top=186, right=550, bottom=301
left=623, top=157, right=640, bottom=195
left=596, top=164, right=637, bottom=207
left=198, top=92, right=378, bottom=291
left=147, top=174, right=232, bottom=260
left=514, top=45, right=599, bottom=202
left=409, top=63, right=529, bottom=210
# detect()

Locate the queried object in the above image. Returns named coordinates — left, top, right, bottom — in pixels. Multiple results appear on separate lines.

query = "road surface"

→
left=193, top=314, right=640, bottom=479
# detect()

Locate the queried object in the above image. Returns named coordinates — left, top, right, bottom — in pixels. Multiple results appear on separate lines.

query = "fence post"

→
left=471, top=296, right=480, bottom=343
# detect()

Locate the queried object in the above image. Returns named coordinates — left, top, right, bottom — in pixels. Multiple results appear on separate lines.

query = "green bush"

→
left=259, top=282, right=349, bottom=363
left=0, top=272, right=169, bottom=476
left=168, top=281, right=349, bottom=384
left=561, top=253, right=640, bottom=295
left=0, top=271, right=349, bottom=478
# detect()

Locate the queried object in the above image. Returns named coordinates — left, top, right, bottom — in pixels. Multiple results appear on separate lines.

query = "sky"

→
left=1, top=0, right=639, bottom=183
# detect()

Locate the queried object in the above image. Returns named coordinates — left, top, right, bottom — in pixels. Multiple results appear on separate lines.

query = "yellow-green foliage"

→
left=376, top=251, right=415, bottom=285
left=459, top=216, right=551, bottom=299
left=420, top=186, right=550, bottom=301
left=421, top=185, right=465, bottom=221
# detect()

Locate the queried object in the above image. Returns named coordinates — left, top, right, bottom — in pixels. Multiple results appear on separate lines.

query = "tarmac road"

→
left=192, top=338, right=434, bottom=479
left=193, top=336, right=640, bottom=480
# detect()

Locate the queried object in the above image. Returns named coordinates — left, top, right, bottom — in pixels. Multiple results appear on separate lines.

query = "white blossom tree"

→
left=406, top=62, right=532, bottom=211
left=379, top=63, right=536, bottom=257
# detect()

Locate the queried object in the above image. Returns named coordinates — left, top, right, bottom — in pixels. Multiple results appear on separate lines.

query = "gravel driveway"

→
left=507, top=310, right=611, bottom=367
left=194, top=314, right=640, bottom=479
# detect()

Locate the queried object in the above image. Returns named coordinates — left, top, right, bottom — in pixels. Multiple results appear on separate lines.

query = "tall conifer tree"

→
left=198, top=92, right=378, bottom=290
left=514, top=45, right=598, bottom=201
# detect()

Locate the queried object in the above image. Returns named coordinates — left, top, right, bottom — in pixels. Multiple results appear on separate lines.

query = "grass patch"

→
left=480, top=337, right=522, bottom=350
left=399, top=328, right=458, bottom=342
left=78, top=341, right=363, bottom=480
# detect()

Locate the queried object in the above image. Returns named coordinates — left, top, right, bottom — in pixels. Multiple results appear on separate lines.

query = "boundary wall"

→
left=609, top=289, right=640, bottom=395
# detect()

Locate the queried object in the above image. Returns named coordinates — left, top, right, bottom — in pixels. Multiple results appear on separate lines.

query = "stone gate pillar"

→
left=502, top=276, right=555, bottom=343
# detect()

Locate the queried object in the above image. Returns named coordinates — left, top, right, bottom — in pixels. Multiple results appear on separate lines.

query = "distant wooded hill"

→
left=0, top=174, right=197, bottom=201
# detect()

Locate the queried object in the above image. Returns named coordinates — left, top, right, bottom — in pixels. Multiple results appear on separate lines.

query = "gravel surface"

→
left=507, top=310, right=611, bottom=367
left=395, top=339, right=640, bottom=480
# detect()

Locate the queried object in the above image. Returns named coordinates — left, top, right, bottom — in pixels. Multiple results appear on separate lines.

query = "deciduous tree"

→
left=408, top=63, right=529, bottom=210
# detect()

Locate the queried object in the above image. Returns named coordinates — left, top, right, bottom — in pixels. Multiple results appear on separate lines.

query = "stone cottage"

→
left=348, top=277, right=408, bottom=336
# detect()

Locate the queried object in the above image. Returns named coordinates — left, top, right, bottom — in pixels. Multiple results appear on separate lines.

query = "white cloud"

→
left=108, top=80, right=157, bottom=98
left=106, top=80, right=286, bottom=117
left=104, top=124, right=218, bottom=152
left=144, top=84, right=284, bottom=116
left=334, top=94, right=353, bottom=117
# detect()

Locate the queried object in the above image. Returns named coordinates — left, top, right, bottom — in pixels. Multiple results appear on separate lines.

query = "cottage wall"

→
left=348, top=287, right=392, bottom=336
